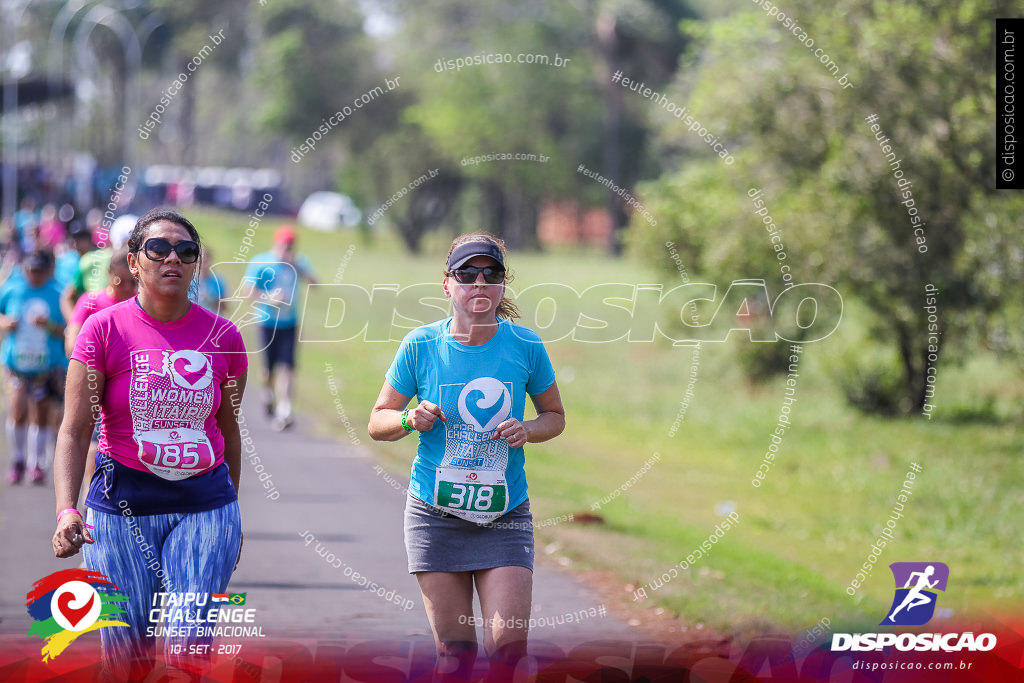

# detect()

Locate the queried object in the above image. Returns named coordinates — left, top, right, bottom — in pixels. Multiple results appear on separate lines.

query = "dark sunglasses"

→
left=449, top=266, right=505, bottom=285
left=141, top=238, right=200, bottom=264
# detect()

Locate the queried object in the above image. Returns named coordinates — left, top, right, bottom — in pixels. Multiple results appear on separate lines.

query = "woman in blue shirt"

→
left=1, top=250, right=66, bottom=485
left=369, top=233, right=565, bottom=679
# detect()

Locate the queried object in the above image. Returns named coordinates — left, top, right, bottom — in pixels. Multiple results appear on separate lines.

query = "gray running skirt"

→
left=404, top=494, right=535, bottom=573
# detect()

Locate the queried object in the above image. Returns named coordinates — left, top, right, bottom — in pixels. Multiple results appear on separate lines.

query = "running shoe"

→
left=272, top=413, right=296, bottom=431
left=263, top=389, right=275, bottom=418
left=30, top=466, right=45, bottom=485
left=6, top=461, right=25, bottom=485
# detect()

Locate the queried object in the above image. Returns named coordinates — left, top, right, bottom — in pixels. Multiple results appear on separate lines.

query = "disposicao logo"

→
left=25, top=569, right=129, bottom=661
left=883, top=562, right=948, bottom=626
left=832, top=562, right=996, bottom=653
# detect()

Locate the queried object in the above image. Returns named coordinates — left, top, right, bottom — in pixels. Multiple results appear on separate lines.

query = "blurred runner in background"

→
left=245, top=225, right=317, bottom=431
left=191, top=247, right=229, bottom=313
left=1, top=251, right=66, bottom=485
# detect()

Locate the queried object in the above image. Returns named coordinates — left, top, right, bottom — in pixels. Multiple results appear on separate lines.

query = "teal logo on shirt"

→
left=458, top=377, right=512, bottom=432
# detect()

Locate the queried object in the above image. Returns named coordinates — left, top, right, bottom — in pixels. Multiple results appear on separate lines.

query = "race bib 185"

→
left=137, top=428, right=215, bottom=481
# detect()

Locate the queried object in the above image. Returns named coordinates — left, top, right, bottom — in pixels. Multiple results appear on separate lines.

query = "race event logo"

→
left=883, top=562, right=948, bottom=626
left=458, top=377, right=512, bottom=432
left=832, top=562, right=996, bottom=653
left=437, top=377, right=514, bottom=469
left=148, top=591, right=264, bottom=639
left=25, top=569, right=129, bottom=661
left=166, top=349, right=214, bottom=392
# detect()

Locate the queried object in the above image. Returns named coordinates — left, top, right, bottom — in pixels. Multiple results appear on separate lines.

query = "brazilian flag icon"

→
left=228, top=593, right=246, bottom=605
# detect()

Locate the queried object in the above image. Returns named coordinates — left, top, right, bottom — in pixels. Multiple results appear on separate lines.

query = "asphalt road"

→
left=0, top=388, right=635, bottom=676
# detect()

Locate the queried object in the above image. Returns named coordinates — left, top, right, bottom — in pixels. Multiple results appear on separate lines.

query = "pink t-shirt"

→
left=69, top=289, right=119, bottom=327
left=71, top=298, right=247, bottom=479
left=39, top=220, right=67, bottom=249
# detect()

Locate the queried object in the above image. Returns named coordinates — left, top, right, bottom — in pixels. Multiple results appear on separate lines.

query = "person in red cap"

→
left=243, top=225, right=318, bottom=430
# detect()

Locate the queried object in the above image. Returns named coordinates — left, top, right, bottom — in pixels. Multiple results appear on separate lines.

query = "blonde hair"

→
left=445, top=232, right=520, bottom=321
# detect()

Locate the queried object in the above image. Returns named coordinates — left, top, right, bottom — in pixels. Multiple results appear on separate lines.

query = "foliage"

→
left=632, top=0, right=1024, bottom=413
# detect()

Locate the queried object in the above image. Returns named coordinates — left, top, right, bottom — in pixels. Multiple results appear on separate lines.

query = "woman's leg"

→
left=159, top=501, right=241, bottom=673
left=5, top=375, right=27, bottom=482
left=26, top=389, right=50, bottom=479
left=474, top=566, right=532, bottom=668
left=416, top=571, right=478, bottom=680
left=83, top=507, right=169, bottom=679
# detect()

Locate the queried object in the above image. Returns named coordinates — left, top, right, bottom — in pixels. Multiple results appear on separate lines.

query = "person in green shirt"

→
left=59, top=244, right=111, bottom=319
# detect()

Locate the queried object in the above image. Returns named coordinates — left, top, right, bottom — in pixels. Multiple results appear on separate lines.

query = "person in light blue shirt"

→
left=243, top=226, right=316, bottom=430
left=369, top=234, right=565, bottom=679
left=190, top=247, right=229, bottom=313
left=0, top=251, right=67, bottom=485
left=12, top=196, right=40, bottom=248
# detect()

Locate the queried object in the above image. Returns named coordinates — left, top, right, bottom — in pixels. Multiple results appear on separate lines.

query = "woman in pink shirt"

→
left=51, top=208, right=247, bottom=678
left=64, top=244, right=136, bottom=356
left=63, top=244, right=136, bottom=510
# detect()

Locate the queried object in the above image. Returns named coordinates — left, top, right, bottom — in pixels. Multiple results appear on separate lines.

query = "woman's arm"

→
left=217, top=370, right=248, bottom=493
left=52, top=359, right=104, bottom=557
left=368, top=382, right=446, bottom=441
left=492, top=382, right=565, bottom=448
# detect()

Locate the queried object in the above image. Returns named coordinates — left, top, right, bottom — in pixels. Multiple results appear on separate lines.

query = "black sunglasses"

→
left=449, top=266, right=506, bottom=285
left=141, top=238, right=200, bottom=264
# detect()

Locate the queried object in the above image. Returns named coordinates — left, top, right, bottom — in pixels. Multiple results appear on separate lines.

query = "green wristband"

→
left=401, top=409, right=415, bottom=433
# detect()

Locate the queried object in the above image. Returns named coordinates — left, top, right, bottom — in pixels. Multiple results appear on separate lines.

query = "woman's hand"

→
left=492, top=419, right=528, bottom=448
left=408, top=401, right=447, bottom=431
left=52, top=511, right=94, bottom=558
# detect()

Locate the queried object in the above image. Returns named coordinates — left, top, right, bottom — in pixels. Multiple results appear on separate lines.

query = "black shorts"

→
left=260, top=324, right=297, bottom=370
left=7, top=368, right=65, bottom=402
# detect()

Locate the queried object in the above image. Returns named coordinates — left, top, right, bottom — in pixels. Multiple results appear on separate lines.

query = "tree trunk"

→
left=395, top=217, right=423, bottom=253
left=482, top=181, right=506, bottom=239
left=595, top=10, right=627, bottom=255
left=396, top=173, right=463, bottom=254
left=179, top=56, right=196, bottom=166
left=896, top=325, right=918, bottom=415
left=112, top=53, right=127, bottom=164
left=520, top=193, right=540, bottom=251
left=503, top=186, right=523, bottom=250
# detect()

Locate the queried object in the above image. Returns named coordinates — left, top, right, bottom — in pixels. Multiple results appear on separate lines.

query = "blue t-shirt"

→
left=0, top=266, right=26, bottom=297
left=0, top=279, right=67, bottom=374
left=385, top=317, right=556, bottom=516
left=54, top=250, right=81, bottom=289
left=190, top=271, right=227, bottom=312
left=243, top=252, right=313, bottom=328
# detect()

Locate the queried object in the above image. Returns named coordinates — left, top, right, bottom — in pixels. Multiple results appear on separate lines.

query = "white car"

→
left=297, top=191, right=362, bottom=231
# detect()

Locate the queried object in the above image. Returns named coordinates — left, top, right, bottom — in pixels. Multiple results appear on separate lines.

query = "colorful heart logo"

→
left=49, top=581, right=102, bottom=632
left=56, top=592, right=94, bottom=628
left=167, top=350, right=213, bottom=391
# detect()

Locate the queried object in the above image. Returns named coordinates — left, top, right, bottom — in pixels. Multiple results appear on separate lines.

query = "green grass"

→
left=191, top=206, right=1024, bottom=634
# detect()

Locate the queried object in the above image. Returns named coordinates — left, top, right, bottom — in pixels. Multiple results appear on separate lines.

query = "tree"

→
left=587, top=0, right=699, bottom=253
left=148, top=0, right=250, bottom=166
left=374, top=0, right=696, bottom=252
left=633, top=0, right=1024, bottom=414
